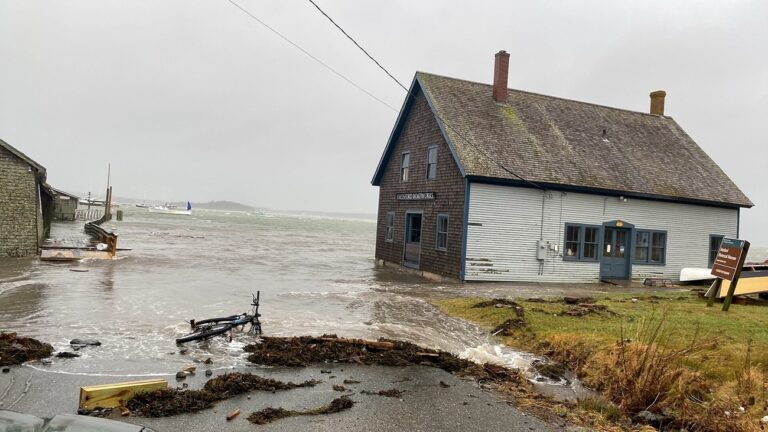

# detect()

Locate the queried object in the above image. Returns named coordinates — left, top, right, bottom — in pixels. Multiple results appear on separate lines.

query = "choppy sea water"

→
left=0, top=208, right=541, bottom=378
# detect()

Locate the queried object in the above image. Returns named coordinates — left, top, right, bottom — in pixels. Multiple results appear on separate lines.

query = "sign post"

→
left=709, top=238, right=750, bottom=312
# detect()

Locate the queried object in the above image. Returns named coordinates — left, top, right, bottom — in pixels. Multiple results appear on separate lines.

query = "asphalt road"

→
left=0, top=362, right=567, bottom=431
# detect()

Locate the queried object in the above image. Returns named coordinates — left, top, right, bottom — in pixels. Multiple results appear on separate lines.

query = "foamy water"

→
left=1, top=208, right=550, bottom=380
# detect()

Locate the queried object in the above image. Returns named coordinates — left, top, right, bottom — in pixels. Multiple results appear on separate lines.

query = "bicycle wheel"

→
left=176, top=323, right=234, bottom=344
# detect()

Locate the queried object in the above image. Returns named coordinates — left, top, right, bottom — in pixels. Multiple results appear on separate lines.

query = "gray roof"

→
left=49, top=186, right=80, bottom=199
left=374, top=72, right=752, bottom=208
left=0, top=137, right=46, bottom=175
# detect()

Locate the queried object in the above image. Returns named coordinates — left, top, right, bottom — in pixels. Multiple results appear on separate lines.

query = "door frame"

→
left=403, top=210, right=423, bottom=269
left=599, top=220, right=634, bottom=280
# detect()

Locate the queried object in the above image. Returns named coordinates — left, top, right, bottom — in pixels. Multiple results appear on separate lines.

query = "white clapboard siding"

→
left=465, top=183, right=738, bottom=282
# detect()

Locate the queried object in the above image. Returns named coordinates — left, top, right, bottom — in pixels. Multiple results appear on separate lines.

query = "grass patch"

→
left=433, top=291, right=768, bottom=431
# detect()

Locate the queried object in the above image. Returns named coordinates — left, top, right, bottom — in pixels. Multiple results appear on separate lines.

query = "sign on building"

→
left=396, top=192, right=436, bottom=201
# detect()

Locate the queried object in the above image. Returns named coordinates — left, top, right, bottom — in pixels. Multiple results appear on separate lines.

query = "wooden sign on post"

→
left=709, top=238, right=750, bottom=311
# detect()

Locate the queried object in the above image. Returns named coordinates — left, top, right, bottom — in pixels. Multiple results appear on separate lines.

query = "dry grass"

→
left=433, top=292, right=768, bottom=431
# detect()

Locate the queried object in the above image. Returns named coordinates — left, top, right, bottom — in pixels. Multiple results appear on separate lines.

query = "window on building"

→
left=709, top=235, right=724, bottom=267
left=426, top=146, right=438, bottom=179
left=385, top=212, right=394, bottom=242
left=563, top=224, right=600, bottom=261
left=634, top=230, right=667, bottom=265
left=634, top=231, right=649, bottom=262
left=436, top=214, right=448, bottom=251
left=583, top=226, right=599, bottom=259
left=400, top=153, right=410, bottom=182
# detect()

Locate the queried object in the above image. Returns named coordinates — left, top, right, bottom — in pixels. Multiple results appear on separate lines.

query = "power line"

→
left=307, top=0, right=408, bottom=92
left=305, top=0, right=544, bottom=190
left=225, top=0, right=398, bottom=112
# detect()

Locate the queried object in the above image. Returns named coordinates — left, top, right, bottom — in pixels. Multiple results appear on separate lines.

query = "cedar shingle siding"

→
left=375, top=89, right=465, bottom=278
left=0, top=144, right=41, bottom=257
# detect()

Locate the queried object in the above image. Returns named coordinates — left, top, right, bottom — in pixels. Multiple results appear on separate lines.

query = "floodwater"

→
left=0, top=208, right=543, bottom=378
left=3, top=208, right=762, bottom=394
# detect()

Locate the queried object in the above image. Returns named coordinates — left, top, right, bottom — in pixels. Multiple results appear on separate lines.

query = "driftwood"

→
left=227, top=408, right=241, bottom=421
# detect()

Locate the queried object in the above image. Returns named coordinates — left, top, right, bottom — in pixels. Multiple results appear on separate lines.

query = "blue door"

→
left=600, top=227, right=631, bottom=280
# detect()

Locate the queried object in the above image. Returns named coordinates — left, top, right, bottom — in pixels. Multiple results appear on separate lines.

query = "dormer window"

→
left=400, top=153, right=410, bottom=182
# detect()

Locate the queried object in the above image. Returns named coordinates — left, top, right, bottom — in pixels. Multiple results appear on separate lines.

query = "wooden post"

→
left=722, top=242, right=750, bottom=312
left=706, top=278, right=722, bottom=307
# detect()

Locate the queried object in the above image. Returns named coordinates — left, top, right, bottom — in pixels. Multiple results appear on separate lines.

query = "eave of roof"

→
left=0, top=137, right=46, bottom=175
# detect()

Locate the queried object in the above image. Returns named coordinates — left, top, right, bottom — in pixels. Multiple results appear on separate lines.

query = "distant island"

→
left=183, top=201, right=256, bottom=211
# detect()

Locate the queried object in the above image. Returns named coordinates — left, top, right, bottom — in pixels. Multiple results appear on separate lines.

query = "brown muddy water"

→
left=3, top=207, right=735, bottom=397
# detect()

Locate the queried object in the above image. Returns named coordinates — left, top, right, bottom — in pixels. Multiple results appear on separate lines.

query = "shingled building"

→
left=0, top=138, right=53, bottom=257
left=372, top=51, right=752, bottom=282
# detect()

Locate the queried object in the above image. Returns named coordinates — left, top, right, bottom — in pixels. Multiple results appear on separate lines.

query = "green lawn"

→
left=433, top=291, right=768, bottom=381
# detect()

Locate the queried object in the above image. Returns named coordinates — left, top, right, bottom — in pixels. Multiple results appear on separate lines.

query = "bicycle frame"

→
left=177, top=292, right=262, bottom=344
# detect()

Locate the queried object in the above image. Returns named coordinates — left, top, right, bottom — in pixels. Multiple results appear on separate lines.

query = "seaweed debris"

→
left=244, top=336, right=469, bottom=373
left=0, top=332, right=53, bottom=366
left=361, top=388, right=404, bottom=398
left=472, top=299, right=520, bottom=308
left=125, top=372, right=319, bottom=417
left=247, top=396, right=354, bottom=425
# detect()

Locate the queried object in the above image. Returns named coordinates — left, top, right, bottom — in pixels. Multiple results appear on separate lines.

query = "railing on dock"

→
left=75, top=209, right=104, bottom=220
left=83, top=186, right=118, bottom=256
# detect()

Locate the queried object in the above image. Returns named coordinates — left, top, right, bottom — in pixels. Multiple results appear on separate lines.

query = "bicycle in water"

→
left=175, top=292, right=262, bottom=344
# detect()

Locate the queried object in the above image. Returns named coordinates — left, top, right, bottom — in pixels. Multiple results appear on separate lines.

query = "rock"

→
left=69, top=339, right=101, bottom=346
left=1, top=367, right=9, bottom=373
left=205, top=369, right=213, bottom=377
left=175, top=371, right=187, bottom=380
left=55, top=352, right=80, bottom=358
left=321, top=369, right=332, bottom=374
left=204, top=357, right=213, bottom=364
left=41, top=359, right=52, bottom=365
left=179, top=348, right=188, bottom=355
left=634, top=410, right=672, bottom=427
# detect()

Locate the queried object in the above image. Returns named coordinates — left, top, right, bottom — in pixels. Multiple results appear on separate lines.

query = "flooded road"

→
left=1, top=208, right=535, bottom=376
left=5, top=208, right=760, bottom=391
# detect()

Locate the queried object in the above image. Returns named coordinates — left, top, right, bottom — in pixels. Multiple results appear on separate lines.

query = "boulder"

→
left=70, top=339, right=101, bottom=346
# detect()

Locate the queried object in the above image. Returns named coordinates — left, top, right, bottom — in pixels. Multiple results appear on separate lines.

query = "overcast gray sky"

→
left=1, top=1, right=766, bottom=243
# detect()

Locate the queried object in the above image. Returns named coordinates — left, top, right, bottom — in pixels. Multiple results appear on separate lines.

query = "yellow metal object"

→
left=79, top=379, right=168, bottom=410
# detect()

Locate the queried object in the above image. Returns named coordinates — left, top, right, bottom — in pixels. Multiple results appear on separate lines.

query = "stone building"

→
left=371, top=51, right=752, bottom=282
left=0, top=138, right=53, bottom=257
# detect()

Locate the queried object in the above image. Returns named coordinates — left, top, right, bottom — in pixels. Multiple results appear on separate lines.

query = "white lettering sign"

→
left=396, top=192, right=436, bottom=201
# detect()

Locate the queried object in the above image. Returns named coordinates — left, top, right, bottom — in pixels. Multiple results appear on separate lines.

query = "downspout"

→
left=539, top=190, right=546, bottom=276
left=737, top=208, right=740, bottom=239
left=460, top=179, right=471, bottom=281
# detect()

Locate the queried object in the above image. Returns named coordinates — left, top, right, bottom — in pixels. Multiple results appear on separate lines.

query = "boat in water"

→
left=148, top=202, right=192, bottom=215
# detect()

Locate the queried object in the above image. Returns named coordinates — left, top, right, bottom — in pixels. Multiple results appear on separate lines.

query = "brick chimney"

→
left=649, top=90, right=666, bottom=116
left=493, top=50, right=510, bottom=103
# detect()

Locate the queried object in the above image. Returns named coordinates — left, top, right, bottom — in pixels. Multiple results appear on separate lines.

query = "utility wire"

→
left=305, top=0, right=544, bottom=190
left=307, top=0, right=408, bottom=92
left=225, top=0, right=398, bottom=112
